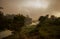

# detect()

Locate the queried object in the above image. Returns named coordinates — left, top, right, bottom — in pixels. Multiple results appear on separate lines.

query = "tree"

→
left=9, top=14, right=26, bottom=32
left=36, top=15, right=60, bottom=39
left=0, top=11, right=5, bottom=31
left=39, top=14, right=49, bottom=23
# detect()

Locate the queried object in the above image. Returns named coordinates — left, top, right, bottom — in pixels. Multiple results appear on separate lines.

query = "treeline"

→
left=0, top=10, right=60, bottom=39
left=0, top=11, right=25, bottom=32
left=27, top=15, right=60, bottom=39
left=38, top=14, right=60, bottom=27
left=36, top=15, right=60, bottom=39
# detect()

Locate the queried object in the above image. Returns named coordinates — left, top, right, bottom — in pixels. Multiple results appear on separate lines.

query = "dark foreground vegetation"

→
left=0, top=11, right=60, bottom=39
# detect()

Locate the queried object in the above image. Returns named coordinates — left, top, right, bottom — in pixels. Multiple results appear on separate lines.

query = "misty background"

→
left=0, top=0, right=60, bottom=39
left=0, top=0, right=60, bottom=20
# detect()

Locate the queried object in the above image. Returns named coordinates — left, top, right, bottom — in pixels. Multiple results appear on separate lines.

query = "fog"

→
left=0, top=0, right=60, bottom=20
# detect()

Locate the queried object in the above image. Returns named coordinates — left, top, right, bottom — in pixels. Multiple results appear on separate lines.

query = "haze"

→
left=0, top=0, right=60, bottom=20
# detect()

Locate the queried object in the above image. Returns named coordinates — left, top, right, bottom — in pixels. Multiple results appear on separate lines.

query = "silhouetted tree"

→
left=0, top=11, right=5, bottom=31
left=9, top=14, right=26, bottom=32
left=36, top=15, right=60, bottom=39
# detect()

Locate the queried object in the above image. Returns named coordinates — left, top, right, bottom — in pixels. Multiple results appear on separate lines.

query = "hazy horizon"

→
left=0, top=0, right=60, bottom=20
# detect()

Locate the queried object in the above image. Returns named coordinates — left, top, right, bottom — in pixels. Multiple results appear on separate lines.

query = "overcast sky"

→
left=0, top=0, right=60, bottom=20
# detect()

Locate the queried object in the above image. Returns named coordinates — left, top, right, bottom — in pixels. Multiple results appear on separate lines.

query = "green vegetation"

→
left=37, top=15, right=60, bottom=39
left=0, top=11, right=60, bottom=39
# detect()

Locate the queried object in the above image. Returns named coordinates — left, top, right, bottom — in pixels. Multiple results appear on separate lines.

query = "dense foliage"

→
left=36, top=15, right=60, bottom=39
left=0, top=11, right=60, bottom=39
left=0, top=11, right=25, bottom=32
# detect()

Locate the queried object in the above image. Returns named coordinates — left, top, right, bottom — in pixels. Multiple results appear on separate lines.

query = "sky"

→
left=0, top=0, right=60, bottom=20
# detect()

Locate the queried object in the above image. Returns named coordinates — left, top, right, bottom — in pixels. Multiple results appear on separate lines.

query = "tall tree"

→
left=0, top=11, right=5, bottom=31
left=9, top=14, right=26, bottom=31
